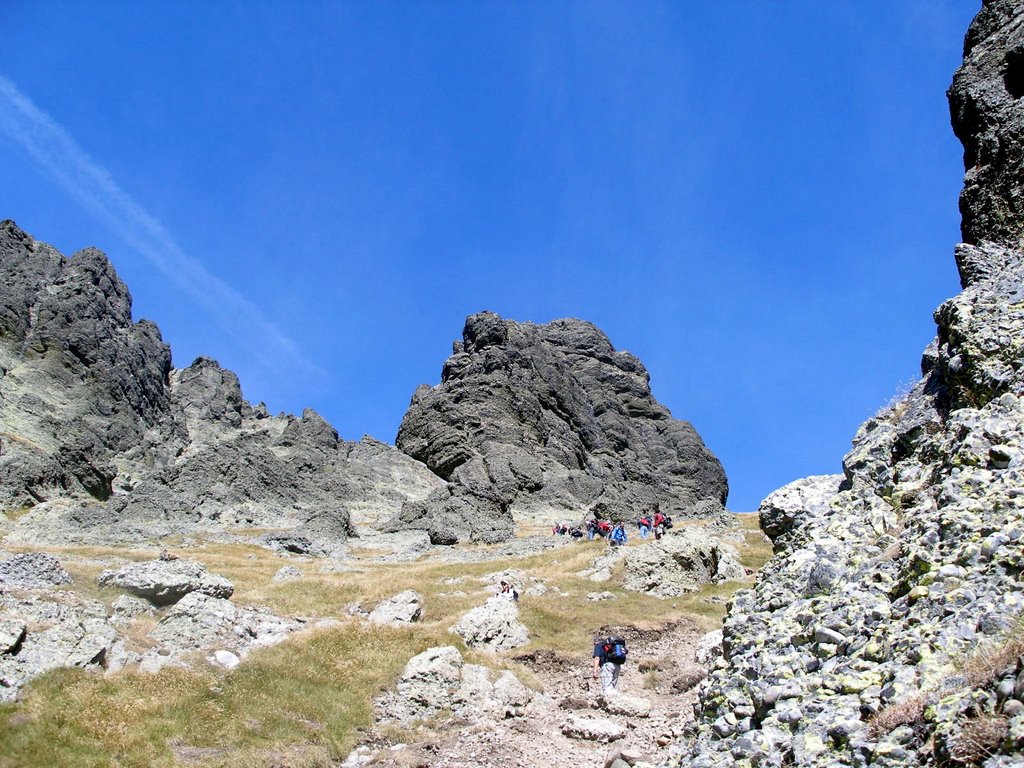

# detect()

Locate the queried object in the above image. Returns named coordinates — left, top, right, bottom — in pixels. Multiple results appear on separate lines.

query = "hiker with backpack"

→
left=586, top=519, right=599, bottom=540
left=609, top=523, right=627, bottom=547
left=498, top=580, right=519, bottom=601
left=592, top=635, right=628, bottom=694
left=652, top=508, right=667, bottom=539
left=637, top=516, right=652, bottom=539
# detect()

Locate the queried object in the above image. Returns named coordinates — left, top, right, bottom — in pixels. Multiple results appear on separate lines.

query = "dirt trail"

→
left=346, top=619, right=707, bottom=768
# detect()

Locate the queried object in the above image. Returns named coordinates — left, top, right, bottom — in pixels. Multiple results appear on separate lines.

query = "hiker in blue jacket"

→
left=609, top=523, right=627, bottom=547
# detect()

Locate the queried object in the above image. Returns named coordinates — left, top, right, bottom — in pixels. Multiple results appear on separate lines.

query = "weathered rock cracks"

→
left=98, top=559, right=234, bottom=606
left=381, top=645, right=533, bottom=725
left=622, top=530, right=745, bottom=598
left=679, top=3, right=1024, bottom=765
left=450, top=595, right=530, bottom=652
left=390, top=311, right=727, bottom=544
left=0, top=225, right=442, bottom=548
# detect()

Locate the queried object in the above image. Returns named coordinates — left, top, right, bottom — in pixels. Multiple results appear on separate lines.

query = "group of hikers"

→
left=551, top=509, right=673, bottom=545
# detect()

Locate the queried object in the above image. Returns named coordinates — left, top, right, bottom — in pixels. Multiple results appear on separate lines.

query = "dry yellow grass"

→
left=0, top=523, right=763, bottom=766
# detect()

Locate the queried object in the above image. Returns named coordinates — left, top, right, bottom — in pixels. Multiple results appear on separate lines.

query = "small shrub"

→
left=643, top=670, right=659, bottom=690
left=949, top=714, right=1009, bottom=765
left=866, top=694, right=927, bottom=739
left=960, top=633, right=1024, bottom=690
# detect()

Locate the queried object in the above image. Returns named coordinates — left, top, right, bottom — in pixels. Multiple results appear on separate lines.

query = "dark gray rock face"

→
left=393, top=312, right=727, bottom=544
left=0, top=221, right=442, bottom=549
left=681, top=4, right=1024, bottom=766
left=948, top=0, right=1024, bottom=249
left=0, top=221, right=177, bottom=508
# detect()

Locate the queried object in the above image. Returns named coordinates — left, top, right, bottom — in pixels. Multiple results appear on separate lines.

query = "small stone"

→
left=814, top=626, right=847, bottom=646
left=1003, top=699, right=1024, bottom=717
left=209, top=650, right=240, bottom=669
left=272, top=566, right=302, bottom=582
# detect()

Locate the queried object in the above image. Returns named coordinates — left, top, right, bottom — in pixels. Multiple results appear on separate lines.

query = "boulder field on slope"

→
left=0, top=222, right=442, bottom=549
left=679, top=3, right=1024, bottom=766
left=390, top=311, right=727, bottom=544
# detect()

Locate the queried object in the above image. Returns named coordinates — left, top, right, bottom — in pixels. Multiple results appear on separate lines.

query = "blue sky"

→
left=0, top=1, right=978, bottom=511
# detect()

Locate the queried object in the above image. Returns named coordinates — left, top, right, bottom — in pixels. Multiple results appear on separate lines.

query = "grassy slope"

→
left=0, top=515, right=770, bottom=767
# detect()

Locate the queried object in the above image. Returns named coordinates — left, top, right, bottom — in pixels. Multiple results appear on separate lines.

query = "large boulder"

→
left=758, top=474, right=843, bottom=553
left=367, top=589, right=423, bottom=626
left=0, top=552, right=72, bottom=588
left=98, top=559, right=234, bottom=606
left=0, top=589, right=117, bottom=702
left=450, top=595, right=530, bottom=651
left=386, top=645, right=533, bottom=724
left=148, top=591, right=300, bottom=654
left=391, top=312, right=727, bottom=543
left=622, top=530, right=745, bottom=597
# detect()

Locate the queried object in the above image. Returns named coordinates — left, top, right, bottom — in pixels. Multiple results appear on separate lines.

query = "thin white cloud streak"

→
left=0, top=74, right=321, bottom=380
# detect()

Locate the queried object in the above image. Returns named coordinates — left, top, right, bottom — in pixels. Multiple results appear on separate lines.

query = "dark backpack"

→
left=663, top=515, right=673, bottom=529
left=603, top=636, right=628, bottom=664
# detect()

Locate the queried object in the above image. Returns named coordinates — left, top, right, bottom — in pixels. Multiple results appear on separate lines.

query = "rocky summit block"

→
left=98, top=559, right=234, bottom=606
left=391, top=312, right=727, bottom=544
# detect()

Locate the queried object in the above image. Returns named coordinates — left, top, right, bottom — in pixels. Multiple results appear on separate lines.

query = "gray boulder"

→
left=758, top=474, right=843, bottom=553
left=0, top=589, right=117, bottom=702
left=387, top=645, right=533, bottom=725
left=0, top=552, right=72, bottom=588
left=694, top=629, right=723, bottom=667
left=450, top=595, right=530, bottom=651
left=271, top=565, right=302, bottom=582
left=391, top=312, right=727, bottom=543
left=98, top=559, right=233, bottom=606
left=622, top=531, right=745, bottom=597
left=0, top=617, right=26, bottom=654
left=367, top=589, right=423, bottom=626
left=149, top=591, right=300, bottom=654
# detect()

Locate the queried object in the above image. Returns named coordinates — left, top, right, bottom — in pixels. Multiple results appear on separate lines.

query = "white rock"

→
left=450, top=596, right=529, bottom=651
left=561, top=714, right=627, bottom=742
left=694, top=629, right=723, bottom=666
left=368, top=589, right=423, bottom=626
left=210, top=649, right=241, bottom=669
left=272, top=566, right=302, bottom=582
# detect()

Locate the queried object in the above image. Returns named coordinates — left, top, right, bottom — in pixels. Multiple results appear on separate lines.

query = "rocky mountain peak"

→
left=392, top=311, right=727, bottom=544
left=949, top=0, right=1024, bottom=252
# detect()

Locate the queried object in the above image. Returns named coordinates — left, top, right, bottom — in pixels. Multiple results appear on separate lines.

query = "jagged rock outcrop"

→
left=0, top=221, right=442, bottom=549
left=949, top=0, right=1024, bottom=249
left=391, top=312, right=727, bottom=544
left=680, top=3, right=1024, bottom=766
